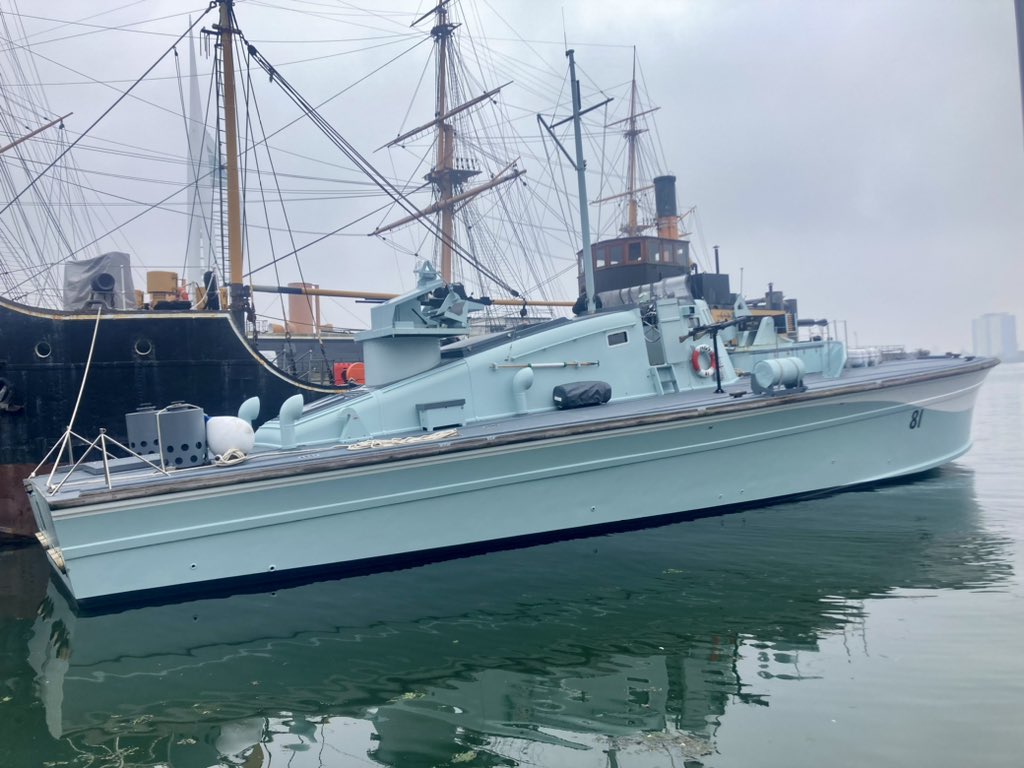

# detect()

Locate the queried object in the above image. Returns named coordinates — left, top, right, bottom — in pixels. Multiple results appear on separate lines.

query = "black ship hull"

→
left=0, top=296, right=360, bottom=537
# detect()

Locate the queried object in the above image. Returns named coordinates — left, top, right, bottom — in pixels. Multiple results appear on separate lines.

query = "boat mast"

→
left=218, top=0, right=245, bottom=327
left=567, top=49, right=596, bottom=314
left=589, top=54, right=658, bottom=236
left=624, top=53, right=640, bottom=236
left=432, top=3, right=456, bottom=282
left=374, top=1, right=523, bottom=285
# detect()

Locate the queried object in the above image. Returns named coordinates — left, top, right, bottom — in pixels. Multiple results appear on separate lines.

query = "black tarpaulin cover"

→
left=552, top=380, right=612, bottom=410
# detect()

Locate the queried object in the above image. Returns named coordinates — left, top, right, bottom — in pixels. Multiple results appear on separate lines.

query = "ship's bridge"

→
left=577, top=235, right=691, bottom=295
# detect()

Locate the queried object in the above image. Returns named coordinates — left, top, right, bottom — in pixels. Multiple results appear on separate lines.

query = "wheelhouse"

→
left=577, top=236, right=691, bottom=294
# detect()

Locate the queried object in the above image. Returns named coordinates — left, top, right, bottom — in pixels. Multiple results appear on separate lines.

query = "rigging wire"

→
left=235, top=27, right=524, bottom=299
left=0, top=10, right=214, bottom=220
left=173, top=41, right=214, bottom=287
left=3, top=1, right=660, bottom=314
left=6, top=162, right=220, bottom=296
left=0, top=1, right=121, bottom=304
left=241, top=30, right=333, bottom=368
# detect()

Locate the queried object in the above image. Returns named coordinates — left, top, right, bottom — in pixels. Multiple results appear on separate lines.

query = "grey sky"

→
left=3, top=0, right=1022, bottom=352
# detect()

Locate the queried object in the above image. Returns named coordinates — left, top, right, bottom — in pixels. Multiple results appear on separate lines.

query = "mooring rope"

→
left=212, top=448, right=249, bottom=466
left=34, top=305, right=105, bottom=480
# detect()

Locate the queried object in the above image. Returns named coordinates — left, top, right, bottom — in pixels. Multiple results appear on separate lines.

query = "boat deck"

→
left=34, top=355, right=994, bottom=508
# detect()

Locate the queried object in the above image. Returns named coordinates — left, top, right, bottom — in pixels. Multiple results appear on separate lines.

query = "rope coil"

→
left=347, top=428, right=458, bottom=452
left=213, top=448, right=249, bottom=466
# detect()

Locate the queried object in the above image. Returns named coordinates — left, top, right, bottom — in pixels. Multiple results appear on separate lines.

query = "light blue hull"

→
left=31, top=365, right=989, bottom=603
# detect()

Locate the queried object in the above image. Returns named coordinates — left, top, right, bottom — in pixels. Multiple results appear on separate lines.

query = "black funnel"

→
left=654, top=175, right=677, bottom=218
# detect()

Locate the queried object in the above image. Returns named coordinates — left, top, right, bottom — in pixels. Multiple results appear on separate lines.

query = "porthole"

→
left=34, top=341, right=52, bottom=359
left=134, top=338, right=153, bottom=356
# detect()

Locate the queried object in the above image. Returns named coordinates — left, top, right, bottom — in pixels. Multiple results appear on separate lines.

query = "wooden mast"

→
left=601, top=51, right=658, bottom=236
left=374, top=1, right=523, bottom=284
left=624, top=52, right=640, bottom=235
left=432, top=3, right=456, bottom=281
left=219, top=0, right=245, bottom=327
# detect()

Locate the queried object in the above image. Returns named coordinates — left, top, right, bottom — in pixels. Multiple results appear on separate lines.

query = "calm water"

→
left=1, top=364, right=1022, bottom=767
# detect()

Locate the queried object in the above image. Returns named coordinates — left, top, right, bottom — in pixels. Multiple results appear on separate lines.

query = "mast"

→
left=218, top=0, right=245, bottom=327
left=431, top=3, right=456, bottom=281
left=624, top=52, right=640, bottom=235
left=592, top=53, right=658, bottom=235
left=375, top=1, right=523, bottom=284
left=567, top=49, right=596, bottom=314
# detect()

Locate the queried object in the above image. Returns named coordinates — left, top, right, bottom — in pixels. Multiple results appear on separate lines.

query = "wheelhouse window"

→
left=587, top=238, right=687, bottom=270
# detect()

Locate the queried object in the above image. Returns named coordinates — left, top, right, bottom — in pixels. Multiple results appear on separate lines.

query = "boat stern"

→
left=24, top=476, right=70, bottom=587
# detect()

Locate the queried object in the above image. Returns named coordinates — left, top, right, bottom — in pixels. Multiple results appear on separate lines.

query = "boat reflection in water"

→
left=13, top=466, right=1012, bottom=767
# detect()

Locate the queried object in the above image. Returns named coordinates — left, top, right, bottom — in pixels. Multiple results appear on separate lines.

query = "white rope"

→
left=346, top=428, right=458, bottom=452
left=212, top=448, right=249, bottom=466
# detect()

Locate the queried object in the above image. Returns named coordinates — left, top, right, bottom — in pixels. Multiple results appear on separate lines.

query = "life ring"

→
left=691, top=344, right=717, bottom=377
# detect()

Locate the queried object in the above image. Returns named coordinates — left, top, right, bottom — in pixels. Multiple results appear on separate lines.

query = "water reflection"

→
left=1, top=465, right=1012, bottom=767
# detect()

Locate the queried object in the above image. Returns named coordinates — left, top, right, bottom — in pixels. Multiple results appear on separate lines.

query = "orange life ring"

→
left=345, top=361, right=365, bottom=386
left=691, top=343, right=716, bottom=377
left=333, top=362, right=350, bottom=385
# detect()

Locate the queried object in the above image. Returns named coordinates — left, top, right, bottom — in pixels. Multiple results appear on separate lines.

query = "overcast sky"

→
left=3, top=0, right=1022, bottom=352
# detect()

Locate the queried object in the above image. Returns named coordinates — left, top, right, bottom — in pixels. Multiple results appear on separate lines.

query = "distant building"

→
left=972, top=313, right=1018, bottom=358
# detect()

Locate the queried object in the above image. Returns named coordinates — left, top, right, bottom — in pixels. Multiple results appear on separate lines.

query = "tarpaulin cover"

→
left=552, top=380, right=612, bottom=410
left=63, top=251, right=136, bottom=310
left=596, top=274, right=692, bottom=309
